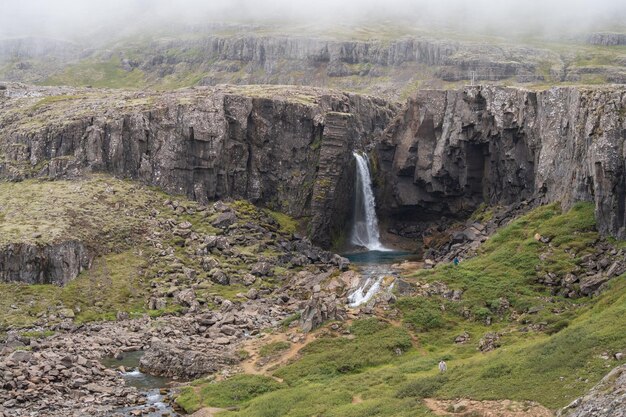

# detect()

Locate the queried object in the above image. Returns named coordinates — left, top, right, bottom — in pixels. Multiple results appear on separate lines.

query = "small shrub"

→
left=546, top=319, right=570, bottom=335
left=396, top=374, right=448, bottom=398
left=399, top=300, right=445, bottom=332
left=350, top=318, right=388, bottom=336
left=481, top=363, right=513, bottom=379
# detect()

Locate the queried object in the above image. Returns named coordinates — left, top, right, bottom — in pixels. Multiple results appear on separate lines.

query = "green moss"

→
left=280, top=312, right=301, bottom=328
left=264, top=209, right=298, bottom=235
left=20, top=330, right=55, bottom=339
left=469, top=203, right=495, bottom=223
left=31, top=95, right=83, bottom=110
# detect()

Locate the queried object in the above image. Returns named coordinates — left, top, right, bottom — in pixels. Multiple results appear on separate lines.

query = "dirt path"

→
left=238, top=331, right=316, bottom=381
left=190, top=407, right=228, bottom=417
left=424, top=398, right=554, bottom=417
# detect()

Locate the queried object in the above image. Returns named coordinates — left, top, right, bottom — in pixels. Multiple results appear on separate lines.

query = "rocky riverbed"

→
left=0, top=293, right=302, bottom=416
left=0, top=241, right=415, bottom=416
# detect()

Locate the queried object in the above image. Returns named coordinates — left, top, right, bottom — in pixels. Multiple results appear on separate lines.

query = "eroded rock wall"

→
left=0, top=240, right=92, bottom=285
left=0, top=85, right=396, bottom=247
left=378, top=85, right=626, bottom=238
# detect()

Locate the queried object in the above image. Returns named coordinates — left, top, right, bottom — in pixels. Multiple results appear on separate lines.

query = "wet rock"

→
left=332, top=254, right=350, bottom=271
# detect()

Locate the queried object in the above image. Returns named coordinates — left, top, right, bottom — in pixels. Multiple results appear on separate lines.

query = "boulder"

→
left=580, top=273, right=611, bottom=295
left=212, top=211, right=237, bottom=228
left=176, top=288, right=196, bottom=307
left=139, top=342, right=236, bottom=379
left=251, top=262, right=273, bottom=276
left=478, top=333, right=501, bottom=352
left=209, top=269, right=230, bottom=285
left=8, top=350, right=33, bottom=363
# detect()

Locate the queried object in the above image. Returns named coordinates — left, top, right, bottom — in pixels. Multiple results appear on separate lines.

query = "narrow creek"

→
left=101, top=351, right=180, bottom=417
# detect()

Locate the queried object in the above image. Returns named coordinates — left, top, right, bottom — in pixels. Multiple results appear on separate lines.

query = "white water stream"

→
left=350, top=152, right=389, bottom=251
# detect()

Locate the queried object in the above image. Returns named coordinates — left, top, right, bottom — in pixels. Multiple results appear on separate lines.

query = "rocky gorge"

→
left=1, top=77, right=626, bottom=416
left=2, top=83, right=625, bottom=247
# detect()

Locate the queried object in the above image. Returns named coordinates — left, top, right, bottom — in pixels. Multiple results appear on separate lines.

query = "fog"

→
left=1, top=0, right=625, bottom=41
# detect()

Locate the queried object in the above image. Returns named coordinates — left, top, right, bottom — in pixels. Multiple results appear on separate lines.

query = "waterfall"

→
left=350, top=152, right=388, bottom=251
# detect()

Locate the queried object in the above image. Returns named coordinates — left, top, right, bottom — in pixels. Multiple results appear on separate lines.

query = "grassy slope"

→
left=176, top=203, right=626, bottom=415
left=0, top=176, right=299, bottom=329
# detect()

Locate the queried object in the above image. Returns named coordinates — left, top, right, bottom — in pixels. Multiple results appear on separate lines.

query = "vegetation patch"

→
left=259, top=341, right=291, bottom=358
left=178, top=203, right=626, bottom=416
left=176, top=374, right=282, bottom=413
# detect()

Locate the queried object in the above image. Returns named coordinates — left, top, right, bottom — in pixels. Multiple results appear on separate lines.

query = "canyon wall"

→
left=2, top=84, right=625, bottom=250
left=0, top=85, right=395, bottom=247
left=378, top=85, right=626, bottom=239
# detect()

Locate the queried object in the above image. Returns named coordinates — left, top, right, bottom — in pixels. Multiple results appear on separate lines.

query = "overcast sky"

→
left=1, top=0, right=624, bottom=41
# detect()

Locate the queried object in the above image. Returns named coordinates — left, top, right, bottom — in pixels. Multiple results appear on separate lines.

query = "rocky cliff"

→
left=2, top=84, right=626, bottom=246
left=0, top=241, right=91, bottom=285
left=0, top=84, right=396, bottom=247
left=377, top=85, right=626, bottom=239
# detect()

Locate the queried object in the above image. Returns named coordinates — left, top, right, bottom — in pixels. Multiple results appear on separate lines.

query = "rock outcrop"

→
left=139, top=341, right=236, bottom=379
left=587, top=32, right=626, bottom=46
left=0, top=84, right=395, bottom=247
left=378, top=85, right=626, bottom=239
left=0, top=241, right=92, bottom=285
left=558, top=364, right=626, bottom=417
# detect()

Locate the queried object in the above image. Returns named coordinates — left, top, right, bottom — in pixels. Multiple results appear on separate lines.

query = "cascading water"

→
left=351, top=151, right=388, bottom=251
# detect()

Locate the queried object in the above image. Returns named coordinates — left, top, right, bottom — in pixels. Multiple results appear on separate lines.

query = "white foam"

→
left=348, top=276, right=384, bottom=307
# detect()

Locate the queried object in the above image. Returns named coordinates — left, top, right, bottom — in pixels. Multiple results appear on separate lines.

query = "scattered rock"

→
left=478, top=333, right=501, bottom=352
left=454, top=331, right=470, bottom=344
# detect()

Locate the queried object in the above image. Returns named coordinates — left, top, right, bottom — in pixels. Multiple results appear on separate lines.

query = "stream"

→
left=101, top=351, right=180, bottom=417
left=344, top=250, right=416, bottom=307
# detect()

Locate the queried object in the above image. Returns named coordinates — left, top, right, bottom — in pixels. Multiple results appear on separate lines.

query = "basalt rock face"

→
left=378, top=86, right=626, bottom=239
left=124, top=35, right=564, bottom=88
left=0, top=85, right=396, bottom=247
left=0, top=241, right=92, bottom=285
